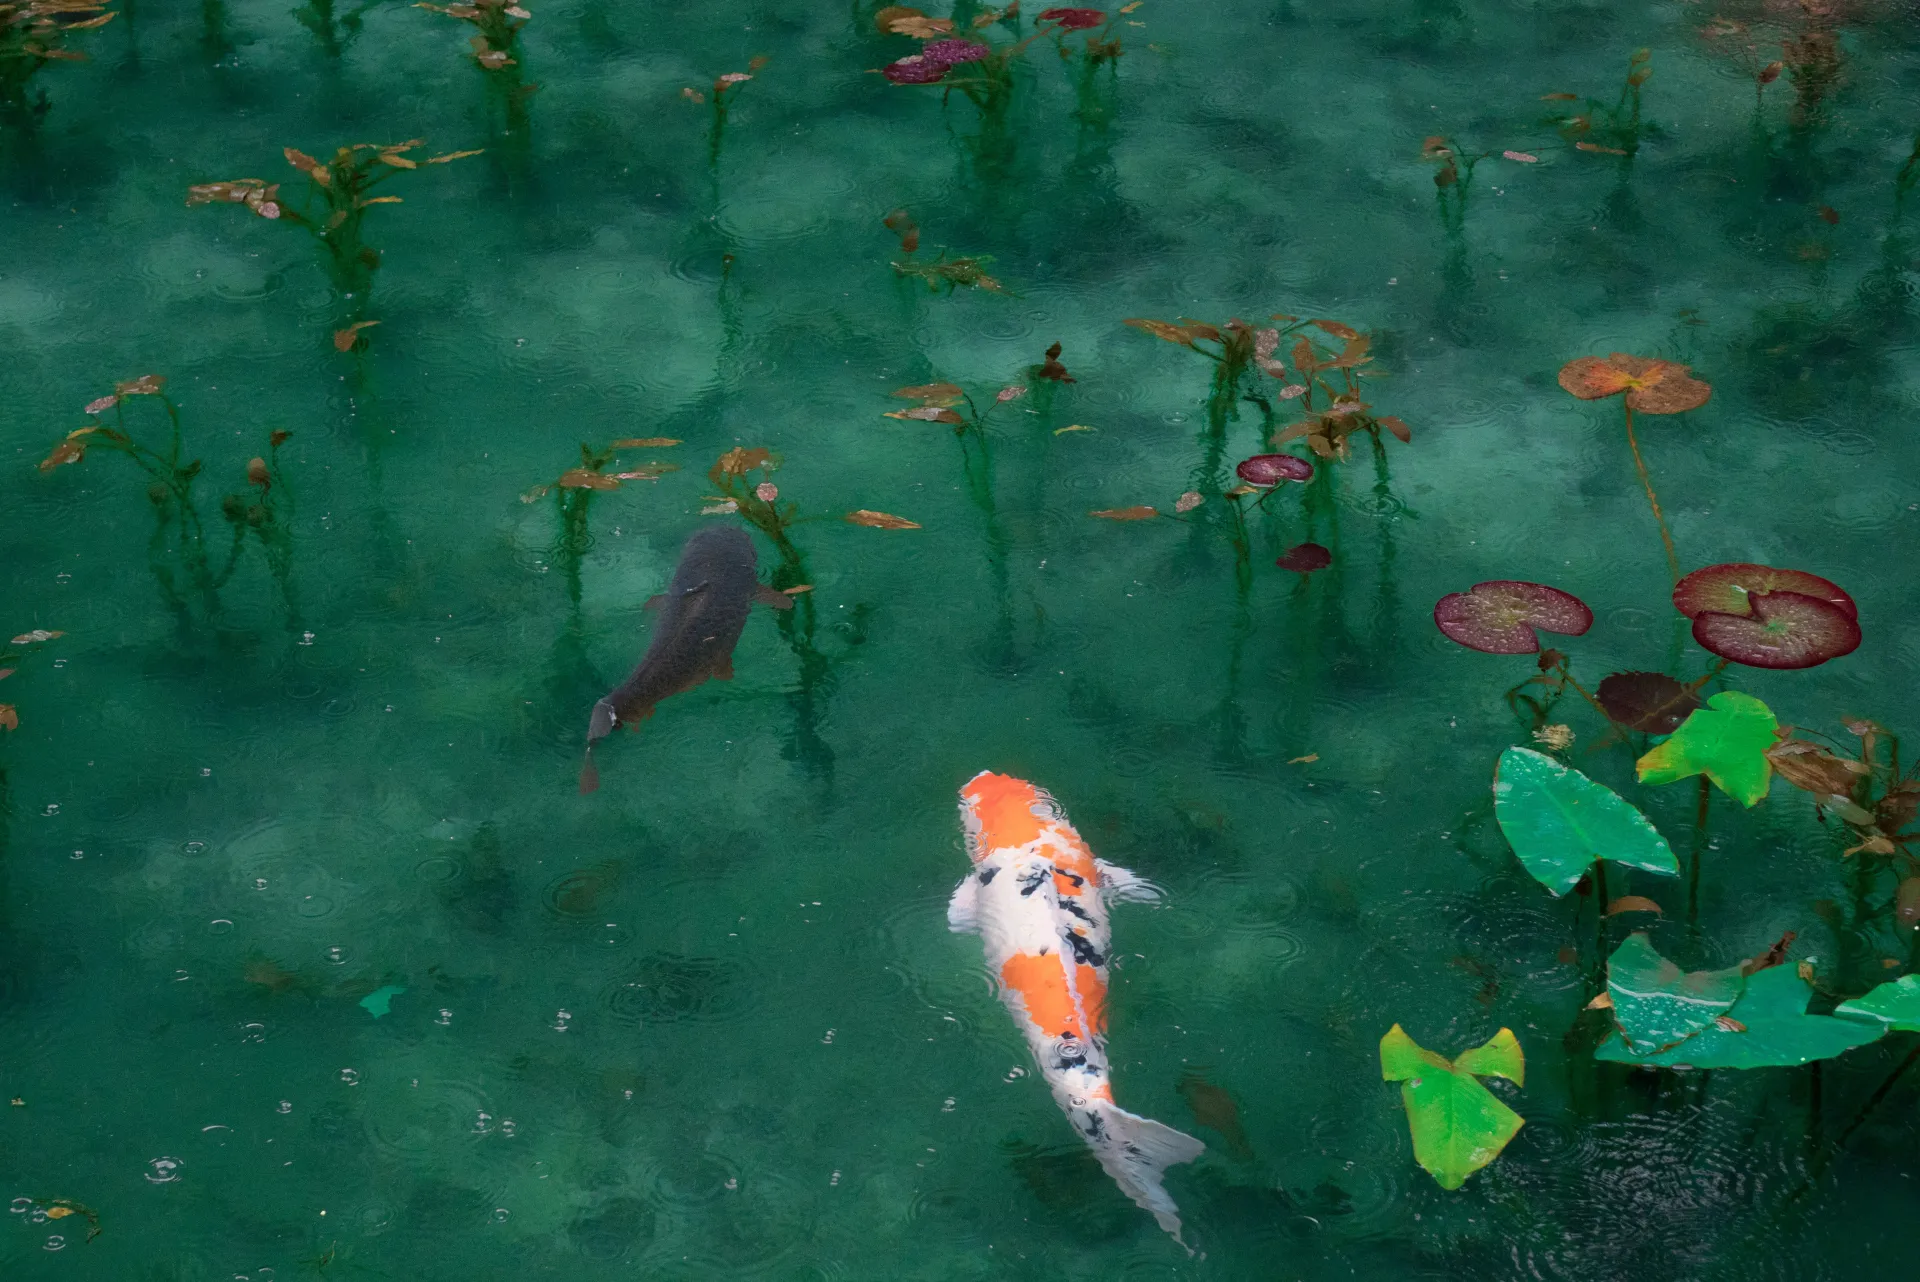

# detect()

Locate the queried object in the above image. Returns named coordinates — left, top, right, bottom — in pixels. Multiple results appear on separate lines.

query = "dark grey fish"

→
left=580, top=525, right=790, bottom=793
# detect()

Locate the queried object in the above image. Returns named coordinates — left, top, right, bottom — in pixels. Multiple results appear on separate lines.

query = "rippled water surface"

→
left=4, top=0, right=1920, bottom=1277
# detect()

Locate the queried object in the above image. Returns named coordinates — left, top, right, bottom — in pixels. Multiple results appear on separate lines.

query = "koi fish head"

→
left=959, top=770, right=1050, bottom=863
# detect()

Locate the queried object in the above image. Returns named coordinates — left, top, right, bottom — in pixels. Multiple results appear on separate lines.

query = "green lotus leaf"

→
left=1493, top=747, right=1679, bottom=896
left=1596, top=964, right=1883, bottom=1069
left=1603, top=932, right=1743, bottom=1056
left=1834, top=974, right=1920, bottom=1034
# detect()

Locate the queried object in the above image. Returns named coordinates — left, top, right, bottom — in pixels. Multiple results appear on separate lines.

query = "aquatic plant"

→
left=884, top=209, right=1011, bottom=294
left=1672, top=562, right=1860, bottom=670
left=1541, top=47, right=1653, bottom=158
left=1557, top=352, right=1711, bottom=582
left=874, top=3, right=1035, bottom=116
left=415, top=0, right=524, bottom=70
left=0, top=627, right=62, bottom=733
left=1379, top=1025, right=1525, bottom=1190
left=0, top=0, right=114, bottom=125
left=293, top=0, right=381, bottom=57
left=187, top=141, right=482, bottom=333
left=38, top=376, right=299, bottom=622
left=683, top=55, right=768, bottom=168
left=521, top=438, right=681, bottom=607
left=1494, top=746, right=1679, bottom=896
left=1699, top=17, right=1786, bottom=111
left=1433, top=580, right=1592, bottom=655
left=704, top=447, right=918, bottom=579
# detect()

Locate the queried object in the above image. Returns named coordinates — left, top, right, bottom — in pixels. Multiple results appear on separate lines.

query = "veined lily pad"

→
left=1602, top=933, right=1743, bottom=1055
left=1691, top=590, right=1862, bottom=670
left=1276, top=543, right=1331, bottom=574
left=1380, top=1026, right=1525, bottom=1190
left=1236, top=454, right=1313, bottom=486
left=1596, top=671, right=1704, bottom=735
left=1434, top=581, right=1593, bottom=655
left=1493, top=748, right=1679, bottom=896
left=1672, top=563, right=1856, bottom=620
left=1635, top=691, right=1777, bottom=806
left=1557, top=354, right=1711, bottom=414
left=1596, top=964, right=1883, bottom=1069
left=1835, top=975, right=1920, bottom=1034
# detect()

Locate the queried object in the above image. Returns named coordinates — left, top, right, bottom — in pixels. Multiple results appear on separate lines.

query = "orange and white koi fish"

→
left=950, top=770, right=1204, bottom=1245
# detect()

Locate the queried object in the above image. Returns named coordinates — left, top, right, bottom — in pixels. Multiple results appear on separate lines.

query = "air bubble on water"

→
left=499, top=1118, right=516, bottom=1137
left=435, top=1008, right=452, bottom=1025
left=241, top=1023, right=266, bottom=1044
left=724, top=1177, right=738, bottom=1190
left=209, top=919, right=234, bottom=934
left=298, top=631, right=315, bottom=646
left=325, top=947, right=346, bottom=964
left=622, top=1089, right=633, bottom=1100
left=1004, top=1066, right=1026, bottom=1081
left=821, top=1029, right=835, bottom=1044
left=491, top=1208, right=510, bottom=1223
left=277, top=1100, right=293, bottom=1114
left=339, top=1068, right=359, bottom=1086
left=10, top=1197, right=32, bottom=1213
left=254, top=879, right=268, bottom=890
left=829, top=1170, right=841, bottom=1186
left=70, top=850, right=83, bottom=860
left=145, top=1156, right=183, bottom=1183
left=44, top=1235, right=65, bottom=1251
left=473, top=1111, right=493, bottom=1134
left=42, top=804, right=59, bottom=816
left=182, top=839, right=206, bottom=855
left=55, top=572, right=70, bottom=583
left=174, top=969, right=192, bottom=982
left=942, top=1098, right=956, bottom=1112
left=552, top=1009, right=572, bottom=1032
left=200, top=767, right=212, bottom=777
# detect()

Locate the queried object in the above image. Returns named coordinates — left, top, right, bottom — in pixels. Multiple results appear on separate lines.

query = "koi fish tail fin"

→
left=1093, top=1104, right=1206, bottom=1250
left=579, top=747, right=601, bottom=795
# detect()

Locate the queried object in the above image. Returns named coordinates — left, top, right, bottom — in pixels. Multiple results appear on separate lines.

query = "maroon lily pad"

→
left=1040, top=7, right=1107, bottom=29
left=922, top=38, right=990, bottom=64
left=1672, top=562, right=1856, bottom=621
left=1276, top=543, right=1331, bottom=574
left=883, top=54, right=950, bottom=84
left=1691, top=590, right=1862, bottom=670
left=1596, top=671, right=1705, bottom=734
left=1433, top=580, right=1594, bottom=655
left=1236, top=453, right=1314, bottom=486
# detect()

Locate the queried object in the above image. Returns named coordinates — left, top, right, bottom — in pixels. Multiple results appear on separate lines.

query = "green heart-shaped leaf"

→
left=1835, top=974, right=1920, bottom=1033
left=1381, top=1025, right=1525, bottom=1190
left=1596, top=964, right=1884, bottom=1069
left=1493, top=747, right=1679, bottom=895
left=1635, top=691, right=1778, bottom=806
left=1603, top=932, right=1743, bottom=1055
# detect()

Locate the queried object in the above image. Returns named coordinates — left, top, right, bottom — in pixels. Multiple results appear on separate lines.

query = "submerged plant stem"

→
left=1688, top=775, right=1710, bottom=932
left=1623, top=404, right=1679, bottom=583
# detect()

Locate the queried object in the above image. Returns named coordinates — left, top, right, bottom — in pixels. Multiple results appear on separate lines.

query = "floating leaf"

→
left=1595, top=671, right=1704, bottom=735
left=425, top=149, right=485, bottom=165
left=10, top=631, right=64, bottom=646
left=884, top=406, right=966, bottom=425
left=1235, top=453, right=1313, bottom=486
left=882, top=52, right=949, bottom=82
left=1557, top=354, right=1711, bottom=414
left=333, top=320, right=380, bottom=351
left=887, top=13, right=955, bottom=36
left=1379, top=415, right=1412, bottom=443
left=1575, top=141, right=1630, bottom=156
left=1090, top=506, right=1160, bottom=521
left=0, top=669, right=12, bottom=682
left=996, top=385, right=1027, bottom=403
left=359, top=984, right=406, bottom=1019
left=1673, top=563, right=1856, bottom=620
left=1635, top=691, right=1777, bottom=806
left=1601, top=933, right=1744, bottom=1055
left=845, top=510, right=921, bottom=529
left=1765, top=738, right=1868, bottom=798
left=116, top=374, right=166, bottom=396
left=1690, top=588, right=1862, bottom=670
left=1036, top=341, right=1074, bottom=383
left=1597, top=963, right=1883, bottom=1069
left=1276, top=543, right=1331, bottom=574
left=1503, top=150, right=1539, bottom=162
left=1123, top=317, right=1210, bottom=349
left=1836, top=975, right=1920, bottom=1033
left=557, top=469, right=620, bottom=490
left=1493, top=747, right=1679, bottom=896
left=782, top=585, right=814, bottom=596
left=1173, top=491, right=1203, bottom=514
left=0, top=705, right=15, bottom=732
left=882, top=209, right=920, bottom=252
left=1054, top=425, right=1094, bottom=434
left=713, top=447, right=774, bottom=477
left=892, top=382, right=964, bottom=406
left=1309, top=318, right=1360, bottom=340
left=873, top=4, right=924, bottom=32
left=1379, top=1025, right=1524, bottom=1191
left=1433, top=580, right=1593, bottom=655
left=612, top=438, right=680, bottom=449
left=1606, top=896, right=1663, bottom=916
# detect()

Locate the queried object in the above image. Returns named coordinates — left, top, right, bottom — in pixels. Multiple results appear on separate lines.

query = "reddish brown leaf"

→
left=882, top=208, right=921, bottom=253
left=1380, top=415, right=1411, bottom=443
left=845, top=509, right=921, bottom=529
left=1691, top=591, right=1861, bottom=670
left=116, top=374, right=166, bottom=396
left=333, top=320, right=380, bottom=351
left=0, top=705, right=15, bottom=732
left=884, top=406, right=966, bottom=424
left=1605, top=896, right=1663, bottom=917
left=1766, top=738, right=1868, bottom=797
left=1123, top=317, right=1199, bottom=349
left=1595, top=671, right=1704, bottom=734
left=1433, top=581, right=1593, bottom=654
left=891, top=382, right=965, bottom=405
left=713, top=447, right=774, bottom=476
left=1309, top=318, right=1359, bottom=340
left=1090, top=506, right=1160, bottom=521
left=557, top=469, right=620, bottom=490
left=611, top=438, right=681, bottom=448
left=1557, top=353, right=1710, bottom=414
left=1673, top=563, right=1855, bottom=620
left=1575, top=141, right=1629, bottom=155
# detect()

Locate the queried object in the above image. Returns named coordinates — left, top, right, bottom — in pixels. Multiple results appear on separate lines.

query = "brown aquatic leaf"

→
left=332, top=320, right=380, bottom=351
left=1326, top=334, right=1372, bottom=368
left=714, top=447, right=774, bottom=476
left=1586, top=991, right=1614, bottom=1009
left=1123, top=317, right=1201, bottom=349
left=116, top=374, right=166, bottom=396
left=1595, top=671, right=1703, bottom=734
left=883, top=208, right=920, bottom=253
left=9, top=631, right=63, bottom=646
left=247, top=457, right=270, bottom=489
left=1037, top=340, right=1074, bottom=382
left=1741, top=930, right=1796, bottom=977
left=1540, top=92, right=1579, bottom=101
left=782, top=584, right=814, bottom=596
left=1875, top=781, right=1920, bottom=833
left=1844, top=832, right=1897, bottom=857
left=1766, top=738, right=1867, bottom=797
left=1606, top=896, right=1663, bottom=917
left=357, top=196, right=404, bottom=207
left=612, top=466, right=677, bottom=481
left=612, top=438, right=681, bottom=449
left=557, top=469, right=620, bottom=490
left=1380, top=415, right=1412, bottom=443
left=270, top=430, right=292, bottom=448
left=1575, top=141, right=1630, bottom=155
left=284, top=146, right=321, bottom=172
left=891, top=382, right=965, bottom=406
left=1054, top=424, right=1094, bottom=434
left=1557, top=354, right=1711, bottom=414
left=1290, top=336, right=1317, bottom=374
left=1420, top=135, right=1451, bottom=159
left=0, top=669, right=13, bottom=682
left=1288, top=753, right=1319, bottom=764
left=426, top=149, right=485, bottom=164
left=1757, top=60, right=1783, bottom=85
left=0, top=706, right=15, bottom=732
left=884, top=406, right=966, bottom=424
left=874, top=3, right=927, bottom=30
left=845, top=509, right=921, bottom=529
left=887, top=14, right=953, bottom=36
left=1090, top=506, right=1160, bottom=521
left=39, top=432, right=94, bottom=471
left=1310, top=318, right=1360, bottom=340
left=1177, top=1069, right=1254, bottom=1162
left=996, top=385, right=1027, bottom=403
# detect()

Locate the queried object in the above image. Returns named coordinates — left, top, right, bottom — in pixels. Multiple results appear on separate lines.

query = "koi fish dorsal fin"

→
left=753, top=585, right=795, bottom=611
left=946, top=874, right=981, bottom=934
left=1095, top=860, right=1163, bottom=905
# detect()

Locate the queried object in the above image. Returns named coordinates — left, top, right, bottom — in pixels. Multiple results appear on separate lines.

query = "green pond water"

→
left=5, top=0, right=1920, bottom=1276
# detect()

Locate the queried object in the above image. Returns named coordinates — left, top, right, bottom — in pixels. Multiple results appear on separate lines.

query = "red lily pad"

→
left=883, top=54, right=949, bottom=83
left=1691, top=591, right=1862, bottom=670
left=1434, top=581, right=1593, bottom=655
left=1672, top=562, right=1856, bottom=621
left=1596, top=671, right=1705, bottom=735
left=1235, top=454, right=1314, bottom=486
left=1040, top=7, right=1106, bottom=29
left=922, top=38, right=989, bottom=64
left=1276, top=543, right=1331, bottom=574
